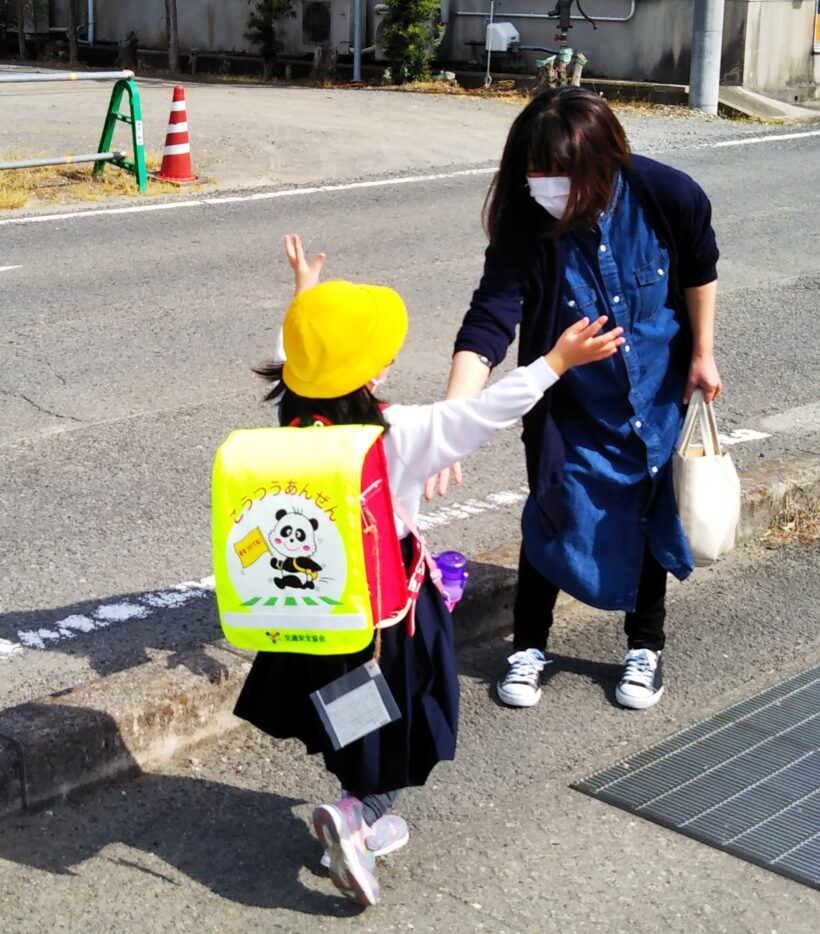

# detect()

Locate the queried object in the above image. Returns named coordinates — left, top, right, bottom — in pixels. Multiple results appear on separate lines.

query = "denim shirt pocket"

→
left=634, top=251, right=670, bottom=321
left=564, top=284, right=597, bottom=319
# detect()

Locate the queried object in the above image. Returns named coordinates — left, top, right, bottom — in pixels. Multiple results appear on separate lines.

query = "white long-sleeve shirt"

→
left=269, top=330, right=558, bottom=536
left=384, top=358, right=558, bottom=535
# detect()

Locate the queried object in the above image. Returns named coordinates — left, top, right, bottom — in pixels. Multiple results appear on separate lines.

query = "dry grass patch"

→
left=0, top=154, right=191, bottom=210
left=764, top=498, right=820, bottom=549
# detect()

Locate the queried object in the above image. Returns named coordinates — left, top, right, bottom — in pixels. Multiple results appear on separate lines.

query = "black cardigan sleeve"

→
left=453, top=244, right=528, bottom=367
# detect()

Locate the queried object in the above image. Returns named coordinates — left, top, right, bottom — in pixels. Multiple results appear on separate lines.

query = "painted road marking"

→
left=417, top=488, right=528, bottom=531
left=718, top=428, right=771, bottom=447
left=10, top=574, right=215, bottom=653
left=0, top=265, right=22, bottom=272
left=0, top=127, right=816, bottom=229
left=0, top=168, right=496, bottom=227
left=0, top=639, right=23, bottom=657
left=713, top=129, right=820, bottom=149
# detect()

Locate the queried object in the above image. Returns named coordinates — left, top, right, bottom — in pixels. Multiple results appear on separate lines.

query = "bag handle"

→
left=677, top=389, right=723, bottom=458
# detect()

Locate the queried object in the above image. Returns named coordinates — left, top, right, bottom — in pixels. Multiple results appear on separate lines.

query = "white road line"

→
left=0, top=200, right=203, bottom=227
left=0, top=264, right=22, bottom=272
left=417, top=488, right=528, bottom=531
left=718, top=428, right=771, bottom=447
left=0, top=127, right=815, bottom=228
left=0, top=638, right=23, bottom=657
left=11, top=574, right=216, bottom=653
left=713, top=129, right=820, bottom=148
left=0, top=167, right=496, bottom=227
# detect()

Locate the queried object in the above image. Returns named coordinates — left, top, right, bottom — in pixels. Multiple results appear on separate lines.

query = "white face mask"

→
left=527, top=175, right=572, bottom=219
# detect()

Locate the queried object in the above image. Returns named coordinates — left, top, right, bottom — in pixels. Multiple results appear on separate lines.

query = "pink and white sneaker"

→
left=320, top=814, right=409, bottom=869
left=313, top=797, right=380, bottom=906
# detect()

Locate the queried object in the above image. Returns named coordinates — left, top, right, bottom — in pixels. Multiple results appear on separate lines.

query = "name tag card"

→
left=310, top=659, right=401, bottom=750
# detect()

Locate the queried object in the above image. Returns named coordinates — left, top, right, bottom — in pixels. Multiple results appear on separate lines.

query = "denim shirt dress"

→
left=521, top=172, right=695, bottom=611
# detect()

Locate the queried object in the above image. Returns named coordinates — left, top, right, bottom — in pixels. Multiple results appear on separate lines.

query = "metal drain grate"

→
left=573, top=663, right=820, bottom=890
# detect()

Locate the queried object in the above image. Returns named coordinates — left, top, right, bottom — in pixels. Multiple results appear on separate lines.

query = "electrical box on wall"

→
left=485, top=23, right=520, bottom=53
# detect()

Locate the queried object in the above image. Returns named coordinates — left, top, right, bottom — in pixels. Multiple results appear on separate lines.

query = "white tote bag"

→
left=672, top=389, right=741, bottom=567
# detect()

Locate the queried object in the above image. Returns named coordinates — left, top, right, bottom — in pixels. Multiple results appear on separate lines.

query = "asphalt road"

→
left=0, top=116, right=818, bottom=708
left=0, top=537, right=818, bottom=932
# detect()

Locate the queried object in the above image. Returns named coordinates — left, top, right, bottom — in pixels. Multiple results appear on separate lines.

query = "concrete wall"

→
left=741, top=0, right=818, bottom=100
left=445, top=0, right=757, bottom=86
left=93, top=0, right=254, bottom=53
left=42, top=1, right=820, bottom=100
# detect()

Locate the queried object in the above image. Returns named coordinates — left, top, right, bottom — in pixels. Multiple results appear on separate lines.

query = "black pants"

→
left=512, top=543, right=667, bottom=653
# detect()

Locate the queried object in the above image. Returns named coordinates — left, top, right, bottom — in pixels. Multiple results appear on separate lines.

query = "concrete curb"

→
left=1, top=453, right=818, bottom=822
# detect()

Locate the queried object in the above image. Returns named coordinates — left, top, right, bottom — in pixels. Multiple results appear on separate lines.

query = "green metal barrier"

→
left=93, top=78, right=147, bottom=193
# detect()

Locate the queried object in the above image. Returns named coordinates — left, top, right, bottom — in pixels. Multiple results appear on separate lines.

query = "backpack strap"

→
left=388, top=498, right=450, bottom=637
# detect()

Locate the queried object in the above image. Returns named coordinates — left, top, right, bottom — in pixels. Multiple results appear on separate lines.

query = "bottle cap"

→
left=435, top=551, right=468, bottom=579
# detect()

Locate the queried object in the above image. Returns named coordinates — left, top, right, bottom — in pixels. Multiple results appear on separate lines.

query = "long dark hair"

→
left=254, top=361, right=389, bottom=432
left=484, top=87, right=632, bottom=247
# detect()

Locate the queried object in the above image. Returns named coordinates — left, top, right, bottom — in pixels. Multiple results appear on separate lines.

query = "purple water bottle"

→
left=434, top=551, right=469, bottom=611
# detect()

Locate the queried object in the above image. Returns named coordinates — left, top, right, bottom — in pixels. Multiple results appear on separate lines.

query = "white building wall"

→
left=41, top=1, right=820, bottom=99
left=741, top=0, right=817, bottom=100
left=93, top=0, right=254, bottom=53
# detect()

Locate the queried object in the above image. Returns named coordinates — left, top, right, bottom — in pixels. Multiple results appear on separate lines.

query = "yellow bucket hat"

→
left=282, top=281, right=409, bottom=399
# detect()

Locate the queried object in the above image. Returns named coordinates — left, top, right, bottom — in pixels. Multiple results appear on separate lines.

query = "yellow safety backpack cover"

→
left=212, top=424, right=407, bottom=655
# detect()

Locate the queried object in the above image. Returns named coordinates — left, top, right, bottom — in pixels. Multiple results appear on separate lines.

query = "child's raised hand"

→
left=545, top=316, right=625, bottom=376
left=284, top=233, right=326, bottom=295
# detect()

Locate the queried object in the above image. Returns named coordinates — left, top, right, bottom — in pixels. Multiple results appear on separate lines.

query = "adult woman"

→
left=435, top=87, right=722, bottom=710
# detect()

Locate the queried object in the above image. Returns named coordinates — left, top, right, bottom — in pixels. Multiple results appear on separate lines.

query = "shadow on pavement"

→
left=0, top=588, right=222, bottom=680
left=0, top=766, right=360, bottom=916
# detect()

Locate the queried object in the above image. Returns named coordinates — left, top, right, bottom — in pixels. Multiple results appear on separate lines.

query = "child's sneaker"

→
left=615, top=648, right=664, bottom=709
left=313, top=797, right=380, bottom=906
left=320, top=814, right=410, bottom=869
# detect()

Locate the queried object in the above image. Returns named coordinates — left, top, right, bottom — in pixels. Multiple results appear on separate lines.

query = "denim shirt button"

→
left=635, top=420, right=642, bottom=429
left=658, top=269, right=665, bottom=276
left=599, top=244, right=607, bottom=253
left=613, top=295, right=621, bottom=303
left=650, top=466, right=659, bottom=474
left=624, top=344, right=631, bottom=353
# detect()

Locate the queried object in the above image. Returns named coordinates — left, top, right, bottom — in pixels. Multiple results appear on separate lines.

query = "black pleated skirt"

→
left=233, top=537, right=459, bottom=796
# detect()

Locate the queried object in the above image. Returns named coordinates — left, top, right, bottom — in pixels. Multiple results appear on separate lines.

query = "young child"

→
left=232, top=235, right=624, bottom=907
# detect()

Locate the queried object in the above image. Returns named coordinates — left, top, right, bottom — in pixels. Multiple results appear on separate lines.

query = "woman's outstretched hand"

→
left=545, top=316, right=625, bottom=376
left=284, top=233, right=326, bottom=295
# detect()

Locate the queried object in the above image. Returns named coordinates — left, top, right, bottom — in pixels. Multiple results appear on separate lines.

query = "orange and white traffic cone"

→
left=151, top=85, right=199, bottom=184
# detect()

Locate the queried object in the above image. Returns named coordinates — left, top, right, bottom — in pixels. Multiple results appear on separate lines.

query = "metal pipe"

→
left=484, top=0, right=496, bottom=87
left=353, top=0, right=362, bottom=81
left=689, top=0, right=725, bottom=114
left=0, top=70, right=134, bottom=83
left=87, top=0, right=95, bottom=45
left=0, top=151, right=126, bottom=171
left=454, top=1, right=636, bottom=24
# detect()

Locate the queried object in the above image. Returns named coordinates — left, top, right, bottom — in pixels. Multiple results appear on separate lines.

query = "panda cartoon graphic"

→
left=268, top=509, right=323, bottom=590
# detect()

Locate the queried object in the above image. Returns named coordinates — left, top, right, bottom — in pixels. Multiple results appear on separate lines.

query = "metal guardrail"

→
left=0, top=70, right=135, bottom=84
left=0, top=70, right=146, bottom=193
left=0, top=151, right=126, bottom=171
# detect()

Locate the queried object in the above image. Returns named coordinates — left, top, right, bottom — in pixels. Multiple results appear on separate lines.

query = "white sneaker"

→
left=496, top=648, right=550, bottom=707
left=615, top=648, right=664, bottom=709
